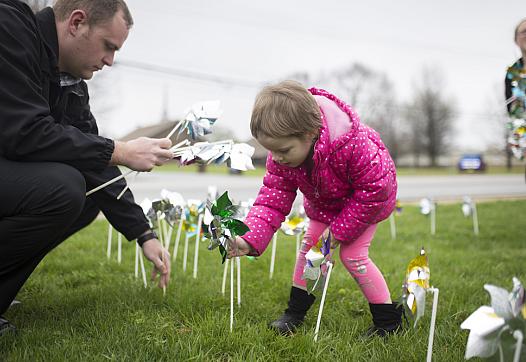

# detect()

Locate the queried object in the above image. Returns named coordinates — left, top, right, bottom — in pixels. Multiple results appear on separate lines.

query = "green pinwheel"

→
left=204, top=191, right=250, bottom=263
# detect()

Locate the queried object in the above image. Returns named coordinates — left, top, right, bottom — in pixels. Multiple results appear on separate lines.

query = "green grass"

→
left=151, top=163, right=525, bottom=177
left=1, top=200, right=525, bottom=361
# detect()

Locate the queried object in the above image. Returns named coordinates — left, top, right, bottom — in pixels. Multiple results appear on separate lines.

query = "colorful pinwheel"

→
left=507, top=119, right=526, bottom=160
left=401, top=248, right=440, bottom=362
left=395, top=199, right=403, bottom=215
left=302, top=233, right=332, bottom=294
left=402, top=247, right=431, bottom=327
left=204, top=191, right=250, bottom=263
left=182, top=200, right=204, bottom=238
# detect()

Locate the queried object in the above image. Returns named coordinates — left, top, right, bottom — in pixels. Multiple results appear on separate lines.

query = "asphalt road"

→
left=124, top=172, right=526, bottom=204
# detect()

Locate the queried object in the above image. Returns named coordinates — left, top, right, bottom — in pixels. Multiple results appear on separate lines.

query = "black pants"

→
left=0, top=158, right=100, bottom=315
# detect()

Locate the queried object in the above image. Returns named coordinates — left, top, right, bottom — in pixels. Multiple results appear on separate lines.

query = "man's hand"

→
left=227, top=236, right=255, bottom=258
left=142, top=238, right=171, bottom=289
left=111, top=137, right=174, bottom=172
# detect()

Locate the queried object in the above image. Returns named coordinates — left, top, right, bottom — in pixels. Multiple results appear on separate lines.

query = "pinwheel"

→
left=281, top=207, right=309, bottom=255
left=507, top=119, right=526, bottom=160
left=173, top=140, right=255, bottom=171
left=203, top=191, right=250, bottom=332
left=395, top=199, right=403, bottom=215
left=300, top=233, right=334, bottom=342
left=402, top=248, right=439, bottom=362
left=203, top=191, right=249, bottom=263
left=461, top=196, right=479, bottom=235
left=157, top=189, right=185, bottom=252
left=166, top=100, right=222, bottom=140
left=141, top=197, right=174, bottom=294
left=420, top=198, right=437, bottom=235
left=461, top=277, right=525, bottom=362
left=86, top=99, right=220, bottom=198
left=302, top=233, right=331, bottom=293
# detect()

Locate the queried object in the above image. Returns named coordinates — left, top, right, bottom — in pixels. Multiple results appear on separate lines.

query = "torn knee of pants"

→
left=346, top=257, right=368, bottom=276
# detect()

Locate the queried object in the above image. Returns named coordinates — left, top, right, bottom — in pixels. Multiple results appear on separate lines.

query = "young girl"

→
left=230, top=80, right=402, bottom=336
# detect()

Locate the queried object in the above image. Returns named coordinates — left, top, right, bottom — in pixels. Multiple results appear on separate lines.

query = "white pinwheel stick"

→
left=230, top=256, right=234, bottom=332
left=472, top=202, right=479, bottom=236
left=221, top=258, right=229, bottom=295
left=389, top=213, right=396, bottom=240
left=106, top=223, right=113, bottom=259
left=86, top=139, right=190, bottom=197
left=183, top=232, right=189, bottom=272
left=166, top=120, right=184, bottom=140
left=426, top=287, right=439, bottom=362
left=172, top=217, right=184, bottom=262
left=87, top=170, right=134, bottom=197
left=430, top=203, right=436, bottom=235
left=135, top=243, right=139, bottom=278
left=236, top=256, right=241, bottom=306
left=314, top=260, right=334, bottom=342
left=139, top=250, right=147, bottom=288
left=513, top=330, right=523, bottom=362
left=117, top=233, right=122, bottom=264
left=269, top=233, right=277, bottom=279
left=193, top=214, right=203, bottom=279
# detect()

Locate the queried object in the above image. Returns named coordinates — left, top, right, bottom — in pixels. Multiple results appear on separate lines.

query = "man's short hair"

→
left=514, top=18, right=526, bottom=42
left=53, top=0, right=133, bottom=28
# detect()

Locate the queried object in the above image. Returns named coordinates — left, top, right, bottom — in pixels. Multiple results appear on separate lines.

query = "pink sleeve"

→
left=242, top=155, right=298, bottom=255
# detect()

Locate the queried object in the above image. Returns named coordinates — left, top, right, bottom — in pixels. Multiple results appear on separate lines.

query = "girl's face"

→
left=516, top=20, right=526, bottom=53
left=257, top=133, right=318, bottom=168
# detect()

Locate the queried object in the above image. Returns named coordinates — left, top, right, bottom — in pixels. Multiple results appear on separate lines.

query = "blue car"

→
left=458, top=154, right=487, bottom=172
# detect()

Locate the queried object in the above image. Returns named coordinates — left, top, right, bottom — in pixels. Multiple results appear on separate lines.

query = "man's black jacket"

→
left=0, top=0, right=149, bottom=240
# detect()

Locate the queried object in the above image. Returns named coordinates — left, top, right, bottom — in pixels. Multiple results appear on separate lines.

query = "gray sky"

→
left=89, top=0, right=525, bottom=151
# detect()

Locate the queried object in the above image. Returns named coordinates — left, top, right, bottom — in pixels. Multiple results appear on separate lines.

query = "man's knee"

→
left=34, top=164, right=86, bottom=219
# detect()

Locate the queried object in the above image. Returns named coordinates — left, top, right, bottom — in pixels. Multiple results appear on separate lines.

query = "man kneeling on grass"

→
left=0, top=0, right=171, bottom=336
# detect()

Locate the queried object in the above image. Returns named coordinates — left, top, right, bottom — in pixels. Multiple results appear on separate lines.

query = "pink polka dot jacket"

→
left=242, top=88, right=397, bottom=256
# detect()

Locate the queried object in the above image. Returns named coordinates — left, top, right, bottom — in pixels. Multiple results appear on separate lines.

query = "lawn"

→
left=1, top=200, right=524, bottom=361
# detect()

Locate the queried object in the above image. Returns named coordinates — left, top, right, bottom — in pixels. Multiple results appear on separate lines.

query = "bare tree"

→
left=405, top=68, right=456, bottom=167
left=287, top=64, right=405, bottom=162
left=316, top=63, right=404, bottom=163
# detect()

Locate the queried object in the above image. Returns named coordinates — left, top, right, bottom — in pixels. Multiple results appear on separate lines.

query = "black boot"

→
left=269, top=287, right=316, bottom=335
left=0, top=316, right=16, bottom=337
left=364, top=303, right=403, bottom=338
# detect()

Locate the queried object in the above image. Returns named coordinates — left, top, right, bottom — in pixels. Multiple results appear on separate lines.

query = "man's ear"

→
left=66, top=10, right=88, bottom=36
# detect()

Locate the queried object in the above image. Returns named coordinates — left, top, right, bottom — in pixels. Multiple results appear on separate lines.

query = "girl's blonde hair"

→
left=250, top=80, right=321, bottom=139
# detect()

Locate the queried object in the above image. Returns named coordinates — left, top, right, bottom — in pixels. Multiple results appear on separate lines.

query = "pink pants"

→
left=292, top=220, right=391, bottom=304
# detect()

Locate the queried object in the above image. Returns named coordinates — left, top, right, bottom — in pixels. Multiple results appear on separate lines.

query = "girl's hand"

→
left=322, top=228, right=340, bottom=249
left=227, top=236, right=255, bottom=258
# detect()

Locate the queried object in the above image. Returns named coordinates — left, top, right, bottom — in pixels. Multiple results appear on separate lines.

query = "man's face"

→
left=516, top=21, right=526, bottom=53
left=68, top=10, right=129, bottom=79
